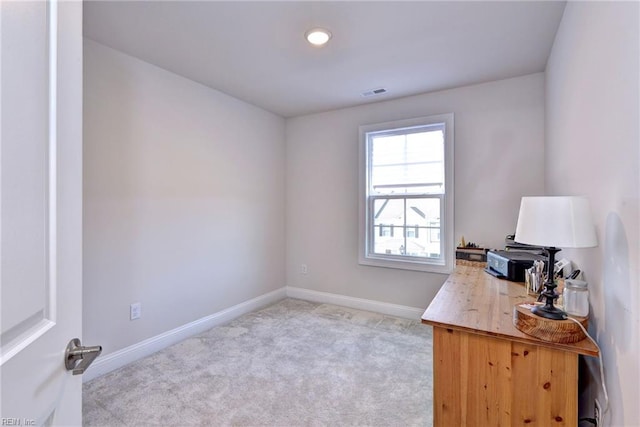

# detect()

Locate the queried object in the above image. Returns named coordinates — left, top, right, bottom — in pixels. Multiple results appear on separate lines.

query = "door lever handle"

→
left=65, top=338, right=102, bottom=375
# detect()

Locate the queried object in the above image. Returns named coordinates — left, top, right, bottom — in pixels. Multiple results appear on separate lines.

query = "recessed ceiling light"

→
left=305, top=28, right=332, bottom=46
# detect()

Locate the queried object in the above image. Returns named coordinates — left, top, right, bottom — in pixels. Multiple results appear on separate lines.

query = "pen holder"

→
left=524, top=266, right=543, bottom=297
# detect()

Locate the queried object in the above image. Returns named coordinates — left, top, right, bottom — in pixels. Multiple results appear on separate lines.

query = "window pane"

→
left=406, top=198, right=441, bottom=258
left=372, top=199, right=403, bottom=254
left=370, top=129, right=444, bottom=195
left=371, top=197, right=441, bottom=259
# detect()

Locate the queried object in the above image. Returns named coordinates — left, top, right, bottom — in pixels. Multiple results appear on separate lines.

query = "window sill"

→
left=359, top=254, right=453, bottom=274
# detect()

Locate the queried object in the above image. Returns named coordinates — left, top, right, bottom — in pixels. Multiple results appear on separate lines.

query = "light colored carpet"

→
left=83, top=298, right=433, bottom=426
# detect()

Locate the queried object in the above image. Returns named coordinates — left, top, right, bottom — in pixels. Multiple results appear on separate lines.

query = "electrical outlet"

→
left=594, top=399, right=602, bottom=426
left=130, top=302, right=141, bottom=320
left=301, top=264, right=308, bottom=274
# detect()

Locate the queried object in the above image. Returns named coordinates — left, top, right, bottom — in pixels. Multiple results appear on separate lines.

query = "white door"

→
left=1, top=1, right=84, bottom=425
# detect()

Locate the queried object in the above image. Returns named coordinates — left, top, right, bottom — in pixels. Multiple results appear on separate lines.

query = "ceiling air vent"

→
left=361, top=88, right=387, bottom=97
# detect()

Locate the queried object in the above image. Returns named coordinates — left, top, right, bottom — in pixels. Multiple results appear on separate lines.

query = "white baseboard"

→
left=285, top=286, right=424, bottom=320
left=83, top=287, right=287, bottom=382
left=84, top=286, right=423, bottom=382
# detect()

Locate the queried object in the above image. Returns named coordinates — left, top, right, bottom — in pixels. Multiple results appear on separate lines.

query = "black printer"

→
left=485, top=250, right=546, bottom=282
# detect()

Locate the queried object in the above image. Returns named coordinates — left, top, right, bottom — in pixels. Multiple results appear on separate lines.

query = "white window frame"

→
left=358, top=113, right=454, bottom=274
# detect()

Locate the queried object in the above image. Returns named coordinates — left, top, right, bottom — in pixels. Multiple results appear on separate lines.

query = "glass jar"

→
left=563, top=279, right=589, bottom=317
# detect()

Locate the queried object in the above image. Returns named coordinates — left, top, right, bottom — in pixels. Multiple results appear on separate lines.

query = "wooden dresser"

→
left=422, top=265, right=598, bottom=426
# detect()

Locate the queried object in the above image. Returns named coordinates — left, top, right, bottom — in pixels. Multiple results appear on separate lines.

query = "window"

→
left=359, top=114, right=454, bottom=273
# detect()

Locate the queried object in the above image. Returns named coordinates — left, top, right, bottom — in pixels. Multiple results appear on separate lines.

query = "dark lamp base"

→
left=531, top=246, right=567, bottom=321
left=531, top=304, right=567, bottom=320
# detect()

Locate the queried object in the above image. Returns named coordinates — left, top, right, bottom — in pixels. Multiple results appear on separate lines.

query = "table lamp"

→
left=514, top=196, right=597, bottom=320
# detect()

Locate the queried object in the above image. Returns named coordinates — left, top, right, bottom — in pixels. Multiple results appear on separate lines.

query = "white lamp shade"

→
left=514, top=196, right=598, bottom=248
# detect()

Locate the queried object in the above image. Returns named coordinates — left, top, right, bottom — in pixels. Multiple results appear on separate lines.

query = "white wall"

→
left=83, top=40, right=286, bottom=355
left=545, top=2, right=639, bottom=425
left=286, top=74, right=545, bottom=308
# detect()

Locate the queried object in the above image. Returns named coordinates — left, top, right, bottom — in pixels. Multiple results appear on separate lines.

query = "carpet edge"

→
left=83, top=287, right=287, bottom=382
left=285, top=286, right=424, bottom=320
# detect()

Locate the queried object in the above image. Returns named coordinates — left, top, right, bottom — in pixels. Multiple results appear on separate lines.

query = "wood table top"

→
left=421, top=265, right=599, bottom=357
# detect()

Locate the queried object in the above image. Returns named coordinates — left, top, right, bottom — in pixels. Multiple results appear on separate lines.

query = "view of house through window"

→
left=373, top=198, right=441, bottom=258
left=360, top=114, right=453, bottom=272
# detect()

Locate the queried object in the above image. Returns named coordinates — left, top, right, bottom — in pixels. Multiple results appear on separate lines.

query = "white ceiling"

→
left=83, top=1, right=566, bottom=118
